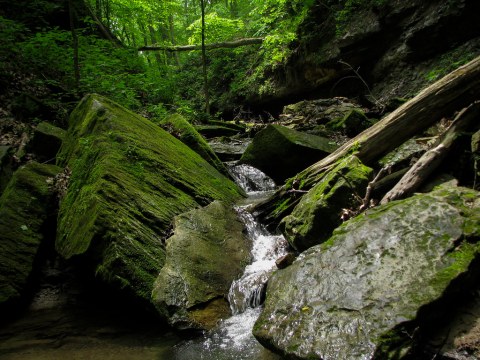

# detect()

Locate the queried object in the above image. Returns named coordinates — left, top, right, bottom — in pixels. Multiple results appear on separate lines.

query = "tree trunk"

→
left=380, top=101, right=480, bottom=204
left=68, top=0, right=80, bottom=89
left=200, top=0, right=210, bottom=115
left=138, top=37, right=264, bottom=52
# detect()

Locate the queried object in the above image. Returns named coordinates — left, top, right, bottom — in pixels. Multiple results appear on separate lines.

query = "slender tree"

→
left=200, top=0, right=210, bottom=114
left=68, top=0, right=80, bottom=89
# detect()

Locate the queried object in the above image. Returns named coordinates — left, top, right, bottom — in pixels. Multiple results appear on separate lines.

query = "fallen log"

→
left=297, top=55, right=480, bottom=189
left=254, top=56, right=480, bottom=228
left=138, top=37, right=264, bottom=52
left=380, top=101, right=480, bottom=204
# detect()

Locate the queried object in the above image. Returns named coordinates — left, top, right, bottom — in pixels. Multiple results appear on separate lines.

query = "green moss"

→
left=159, top=114, right=230, bottom=177
left=0, top=162, right=61, bottom=305
left=424, top=47, right=478, bottom=83
left=56, top=94, right=243, bottom=305
left=335, top=0, right=389, bottom=35
left=281, top=155, right=373, bottom=251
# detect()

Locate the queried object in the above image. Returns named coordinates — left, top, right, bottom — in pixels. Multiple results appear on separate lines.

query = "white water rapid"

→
left=171, top=164, right=288, bottom=360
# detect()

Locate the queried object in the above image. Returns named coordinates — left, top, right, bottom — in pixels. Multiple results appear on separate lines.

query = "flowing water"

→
left=0, top=164, right=287, bottom=359
left=170, top=164, right=287, bottom=360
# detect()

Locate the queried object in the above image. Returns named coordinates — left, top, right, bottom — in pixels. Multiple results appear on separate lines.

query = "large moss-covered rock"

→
left=26, top=122, right=66, bottom=163
left=159, top=114, right=230, bottom=177
left=280, top=155, right=373, bottom=252
left=254, top=186, right=480, bottom=359
left=239, top=124, right=338, bottom=184
left=56, top=94, right=243, bottom=305
left=152, top=201, right=250, bottom=330
left=0, top=162, right=61, bottom=308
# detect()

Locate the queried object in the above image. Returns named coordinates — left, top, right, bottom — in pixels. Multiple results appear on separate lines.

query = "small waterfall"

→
left=227, top=163, right=276, bottom=194
left=229, top=208, right=287, bottom=314
left=171, top=164, right=288, bottom=360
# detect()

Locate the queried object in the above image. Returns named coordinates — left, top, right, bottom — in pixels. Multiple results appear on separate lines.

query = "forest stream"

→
left=0, top=164, right=284, bottom=360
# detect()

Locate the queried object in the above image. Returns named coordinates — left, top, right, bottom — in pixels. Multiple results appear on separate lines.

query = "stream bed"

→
left=0, top=164, right=286, bottom=360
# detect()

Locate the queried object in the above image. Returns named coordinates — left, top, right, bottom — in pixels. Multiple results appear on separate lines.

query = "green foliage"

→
left=187, top=12, right=244, bottom=44
left=424, top=47, right=478, bottom=83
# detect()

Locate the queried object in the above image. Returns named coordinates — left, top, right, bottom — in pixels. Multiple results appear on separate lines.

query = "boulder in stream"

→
left=254, top=185, right=480, bottom=359
left=0, top=162, right=61, bottom=309
left=239, top=124, right=338, bottom=184
left=152, top=201, right=251, bottom=330
left=55, top=94, right=243, bottom=306
left=280, top=155, right=373, bottom=252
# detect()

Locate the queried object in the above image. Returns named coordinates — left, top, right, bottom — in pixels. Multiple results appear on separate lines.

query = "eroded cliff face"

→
left=250, top=0, right=480, bottom=112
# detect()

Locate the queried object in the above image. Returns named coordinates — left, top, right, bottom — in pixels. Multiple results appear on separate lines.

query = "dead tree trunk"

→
left=298, top=55, right=480, bottom=189
left=254, top=55, right=480, bottom=229
left=380, top=101, right=480, bottom=204
left=138, top=37, right=263, bottom=52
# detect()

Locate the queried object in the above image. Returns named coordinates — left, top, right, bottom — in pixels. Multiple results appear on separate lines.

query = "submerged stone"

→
left=254, top=186, right=480, bottom=359
left=281, top=155, right=372, bottom=251
left=239, top=124, right=338, bottom=184
left=56, top=94, right=243, bottom=306
left=0, top=162, right=61, bottom=309
left=152, top=201, right=250, bottom=330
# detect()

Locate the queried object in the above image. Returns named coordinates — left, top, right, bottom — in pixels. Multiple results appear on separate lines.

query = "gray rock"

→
left=151, top=201, right=251, bottom=330
left=254, top=186, right=480, bottom=359
left=239, top=124, right=338, bottom=184
left=26, top=122, right=66, bottom=163
left=0, top=162, right=61, bottom=309
left=55, top=94, right=243, bottom=307
left=280, top=155, right=373, bottom=252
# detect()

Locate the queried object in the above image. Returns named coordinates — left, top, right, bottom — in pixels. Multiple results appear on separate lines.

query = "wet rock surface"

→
left=280, top=155, right=373, bottom=252
left=55, top=94, right=242, bottom=307
left=0, top=162, right=61, bottom=310
left=152, top=201, right=251, bottom=330
left=239, top=124, right=338, bottom=184
left=254, top=186, right=480, bottom=360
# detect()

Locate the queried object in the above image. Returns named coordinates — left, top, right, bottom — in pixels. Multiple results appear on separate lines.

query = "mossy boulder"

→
left=152, top=201, right=251, bottom=330
left=26, top=122, right=66, bottom=163
left=159, top=114, right=230, bottom=177
left=0, top=162, right=61, bottom=309
left=239, top=124, right=338, bottom=184
left=253, top=186, right=480, bottom=360
left=326, top=109, right=373, bottom=138
left=56, top=94, right=243, bottom=305
left=280, top=155, right=373, bottom=252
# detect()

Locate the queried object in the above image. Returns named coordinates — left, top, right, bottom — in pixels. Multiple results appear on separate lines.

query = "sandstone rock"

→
left=152, top=201, right=250, bottom=330
left=26, top=122, right=66, bottom=163
left=56, top=94, right=243, bottom=306
left=239, top=124, right=338, bottom=184
left=254, top=186, right=480, bottom=359
left=159, top=114, right=230, bottom=177
left=280, top=155, right=373, bottom=251
left=0, top=162, right=61, bottom=309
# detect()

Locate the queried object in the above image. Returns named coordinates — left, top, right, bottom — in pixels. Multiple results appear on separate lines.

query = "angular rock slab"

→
left=281, top=155, right=372, bottom=251
left=240, top=124, right=338, bottom=184
left=254, top=186, right=480, bottom=359
left=152, top=201, right=250, bottom=330
left=0, top=162, right=61, bottom=308
left=56, top=94, right=243, bottom=305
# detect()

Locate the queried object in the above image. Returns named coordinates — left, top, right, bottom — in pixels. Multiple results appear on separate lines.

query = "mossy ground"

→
left=56, top=94, right=243, bottom=305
